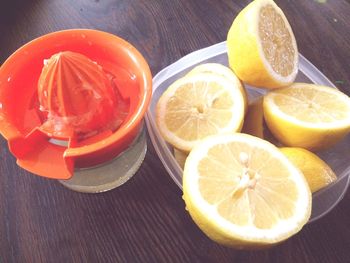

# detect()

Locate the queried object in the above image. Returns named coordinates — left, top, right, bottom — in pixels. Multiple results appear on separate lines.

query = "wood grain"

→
left=0, top=0, right=350, bottom=262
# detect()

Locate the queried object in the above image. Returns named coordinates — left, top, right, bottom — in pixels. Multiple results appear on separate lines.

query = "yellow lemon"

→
left=183, top=133, right=311, bottom=248
left=242, top=97, right=280, bottom=145
left=174, top=148, right=188, bottom=170
left=227, top=0, right=298, bottom=88
left=263, top=83, right=350, bottom=151
left=280, top=147, right=337, bottom=193
left=156, top=73, right=245, bottom=152
left=187, top=63, right=248, bottom=112
left=242, top=98, right=265, bottom=138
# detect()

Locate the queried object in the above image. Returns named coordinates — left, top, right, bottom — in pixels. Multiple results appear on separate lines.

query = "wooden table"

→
left=1, top=1, right=349, bottom=262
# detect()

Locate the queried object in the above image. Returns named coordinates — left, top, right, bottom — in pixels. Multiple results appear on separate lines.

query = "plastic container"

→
left=145, top=41, right=350, bottom=223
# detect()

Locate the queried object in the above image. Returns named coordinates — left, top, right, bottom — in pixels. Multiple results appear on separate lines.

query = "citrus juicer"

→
left=0, top=29, right=152, bottom=192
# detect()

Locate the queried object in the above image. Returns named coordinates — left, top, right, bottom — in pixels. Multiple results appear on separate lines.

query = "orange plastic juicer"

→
left=0, top=29, right=152, bottom=191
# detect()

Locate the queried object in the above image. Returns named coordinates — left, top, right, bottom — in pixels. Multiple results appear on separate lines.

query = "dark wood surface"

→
left=1, top=0, right=350, bottom=262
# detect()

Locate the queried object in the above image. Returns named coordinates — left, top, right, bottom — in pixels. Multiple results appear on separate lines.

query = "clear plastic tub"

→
left=145, top=41, right=350, bottom=223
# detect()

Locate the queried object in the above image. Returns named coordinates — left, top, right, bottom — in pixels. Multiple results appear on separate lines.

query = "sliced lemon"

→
left=242, top=97, right=280, bottom=145
left=263, top=83, right=350, bottom=150
left=174, top=148, right=188, bottom=170
left=227, top=0, right=298, bottom=88
left=183, top=133, right=311, bottom=248
left=187, top=63, right=248, bottom=112
left=242, top=98, right=265, bottom=138
left=156, top=73, right=245, bottom=152
left=280, top=147, right=337, bottom=193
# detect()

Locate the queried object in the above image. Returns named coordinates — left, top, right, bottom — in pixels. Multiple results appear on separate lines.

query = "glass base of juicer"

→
left=59, top=125, right=147, bottom=193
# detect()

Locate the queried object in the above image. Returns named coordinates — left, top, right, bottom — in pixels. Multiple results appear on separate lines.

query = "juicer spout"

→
left=8, top=127, right=74, bottom=179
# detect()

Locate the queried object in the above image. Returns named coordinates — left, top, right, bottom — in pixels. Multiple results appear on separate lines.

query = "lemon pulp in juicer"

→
left=37, top=51, right=130, bottom=140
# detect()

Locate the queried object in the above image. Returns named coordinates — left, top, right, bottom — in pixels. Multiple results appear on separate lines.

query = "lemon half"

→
left=156, top=73, right=245, bottom=152
left=227, top=0, right=298, bottom=88
left=183, top=133, right=311, bottom=248
left=187, top=63, right=248, bottom=112
left=263, top=83, right=350, bottom=150
left=280, top=147, right=337, bottom=193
